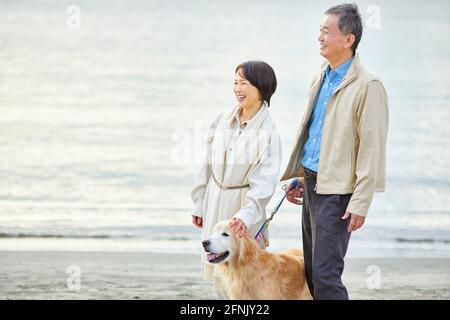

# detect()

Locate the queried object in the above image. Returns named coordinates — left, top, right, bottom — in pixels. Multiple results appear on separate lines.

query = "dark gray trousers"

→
left=302, top=173, right=352, bottom=300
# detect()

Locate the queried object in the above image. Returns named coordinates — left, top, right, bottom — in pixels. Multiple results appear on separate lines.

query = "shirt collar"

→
left=233, top=108, right=245, bottom=125
left=233, top=100, right=268, bottom=126
left=325, top=57, right=353, bottom=80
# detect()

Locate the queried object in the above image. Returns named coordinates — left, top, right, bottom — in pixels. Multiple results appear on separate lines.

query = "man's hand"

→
left=229, top=218, right=247, bottom=237
left=341, top=212, right=365, bottom=232
left=286, top=179, right=303, bottom=205
left=192, top=215, right=203, bottom=228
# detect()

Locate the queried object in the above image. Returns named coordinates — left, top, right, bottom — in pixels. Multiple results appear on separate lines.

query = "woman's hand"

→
left=229, top=218, right=247, bottom=237
left=192, top=215, right=203, bottom=228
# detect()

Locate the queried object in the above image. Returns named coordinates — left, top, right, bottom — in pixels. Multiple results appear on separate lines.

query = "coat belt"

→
left=211, top=171, right=250, bottom=190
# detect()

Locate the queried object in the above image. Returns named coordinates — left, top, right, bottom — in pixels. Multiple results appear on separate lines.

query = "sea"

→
left=0, top=0, right=449, bottom=257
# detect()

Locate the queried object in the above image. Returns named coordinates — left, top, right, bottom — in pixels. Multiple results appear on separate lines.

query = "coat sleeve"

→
left=346, top=80, right=389, bottom=217
left=233, top=130, right=283, bottom=228
left=190, top=114, right=222, bottom=218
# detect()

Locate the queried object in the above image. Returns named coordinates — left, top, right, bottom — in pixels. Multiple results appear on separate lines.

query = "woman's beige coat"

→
left=191, top=102, right=282, bottom=280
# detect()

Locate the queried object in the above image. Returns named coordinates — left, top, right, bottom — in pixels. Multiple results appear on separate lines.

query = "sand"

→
left=0, top=251, right=449, bottom=300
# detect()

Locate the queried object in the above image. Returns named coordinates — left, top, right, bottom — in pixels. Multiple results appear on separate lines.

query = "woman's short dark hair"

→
left=235, top=61, right=277, bottom=107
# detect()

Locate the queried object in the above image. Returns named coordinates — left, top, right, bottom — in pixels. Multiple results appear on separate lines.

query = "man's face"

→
left=318, top=14, right=348, bottom=59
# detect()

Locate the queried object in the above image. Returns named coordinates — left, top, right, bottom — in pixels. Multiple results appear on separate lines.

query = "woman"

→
left=190, top=60, right=282, bottom=287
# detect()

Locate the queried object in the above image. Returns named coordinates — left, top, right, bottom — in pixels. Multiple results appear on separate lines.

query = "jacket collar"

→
left=320, top=53, right=360, bottom=91
left=304, top=54, right=361, bottom=125
left=326, top=57, right=353, bottom=79
left=230, top=100, right=269, bottom=128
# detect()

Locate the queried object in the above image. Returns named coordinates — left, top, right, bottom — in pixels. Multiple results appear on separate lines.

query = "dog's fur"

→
left=202, top=220, right=312, bottom=300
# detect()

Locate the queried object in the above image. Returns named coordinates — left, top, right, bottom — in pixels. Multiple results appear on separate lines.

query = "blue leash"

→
left=254, top=178, right=300, bottom=240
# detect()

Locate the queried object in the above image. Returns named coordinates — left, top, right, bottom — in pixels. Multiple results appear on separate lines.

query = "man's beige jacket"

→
left=281, top=54, right=389, bottom=217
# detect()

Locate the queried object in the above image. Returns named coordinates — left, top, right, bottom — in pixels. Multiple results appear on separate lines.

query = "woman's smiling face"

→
left=233, top=68, right=261, bottom=109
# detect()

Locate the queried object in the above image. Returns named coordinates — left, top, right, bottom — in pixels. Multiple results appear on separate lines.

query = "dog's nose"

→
left=202, top=240, right=210, bottom=248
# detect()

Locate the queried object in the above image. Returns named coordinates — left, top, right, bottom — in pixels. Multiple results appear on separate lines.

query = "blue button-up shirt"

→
left=301, top=58, right=353, bottom=172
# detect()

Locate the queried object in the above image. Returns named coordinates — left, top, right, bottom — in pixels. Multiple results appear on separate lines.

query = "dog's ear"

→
left=238, top=235, right=257, bottom=266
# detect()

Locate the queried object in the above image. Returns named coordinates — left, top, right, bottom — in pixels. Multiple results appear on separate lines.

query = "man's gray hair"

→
left=325, top=3, right=363, bottom=53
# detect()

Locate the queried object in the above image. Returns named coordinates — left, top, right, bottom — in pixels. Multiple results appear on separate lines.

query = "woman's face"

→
left=233, top=68, right=261, bottom=109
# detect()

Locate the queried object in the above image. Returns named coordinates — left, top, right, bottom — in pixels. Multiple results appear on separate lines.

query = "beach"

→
left=0, top=251, right=448, bottom=300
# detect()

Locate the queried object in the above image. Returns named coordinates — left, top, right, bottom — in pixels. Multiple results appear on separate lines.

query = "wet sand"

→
left=0, top=251, right=449, bottom=300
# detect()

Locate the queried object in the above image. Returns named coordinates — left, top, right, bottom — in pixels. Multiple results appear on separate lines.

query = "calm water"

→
left=0, top=0, right=449, bottom=257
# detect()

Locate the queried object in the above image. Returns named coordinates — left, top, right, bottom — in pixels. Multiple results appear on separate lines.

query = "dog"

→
left=202, top=220, right=312, bottom=300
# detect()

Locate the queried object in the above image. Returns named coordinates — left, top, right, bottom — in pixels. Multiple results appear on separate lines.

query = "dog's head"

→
left=202, top=220, right=258, bottom=265
left=202, top=220, right=234, bottom=264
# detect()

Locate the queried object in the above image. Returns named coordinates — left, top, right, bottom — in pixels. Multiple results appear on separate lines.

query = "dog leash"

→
left=254, top=178, right=303, bottom=240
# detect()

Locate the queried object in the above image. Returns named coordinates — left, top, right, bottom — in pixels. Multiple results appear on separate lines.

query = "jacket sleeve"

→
left=346, top=80, right=389, bottom=217
left=233, top=130, right=283, bottom=228
left=190, top=114, right=222, bottom=218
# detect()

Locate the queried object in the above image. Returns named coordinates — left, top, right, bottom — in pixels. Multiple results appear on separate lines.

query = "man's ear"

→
left=345, top=33, right=356, bottom=49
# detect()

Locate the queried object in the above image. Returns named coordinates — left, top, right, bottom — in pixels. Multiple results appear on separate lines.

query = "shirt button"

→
left=308, top=157, right=312, bottom=160
left=319, top=121, right=322, bottom=124
left=313, top=139, right=316, bottom=142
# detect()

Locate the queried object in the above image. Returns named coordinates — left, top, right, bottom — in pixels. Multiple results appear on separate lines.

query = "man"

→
left=282, top=4, right=389, bottom=300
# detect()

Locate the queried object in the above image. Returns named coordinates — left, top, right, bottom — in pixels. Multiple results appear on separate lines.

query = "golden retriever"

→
left=202, top=220, right=312, bottom=300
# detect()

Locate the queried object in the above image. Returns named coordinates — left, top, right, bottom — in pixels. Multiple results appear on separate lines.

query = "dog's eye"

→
left=222, top=232, right=229, bottom=237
